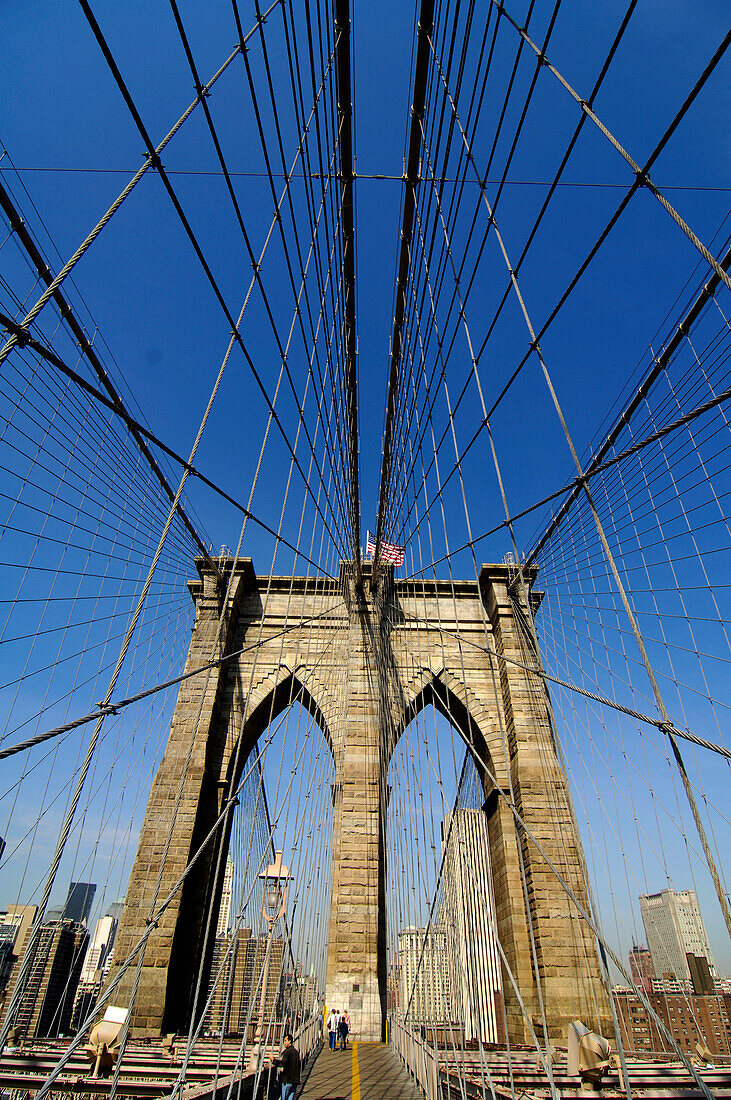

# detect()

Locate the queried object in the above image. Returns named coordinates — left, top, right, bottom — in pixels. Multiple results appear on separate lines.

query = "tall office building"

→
left=1, top=920, right=88, bottom=1038
left=79, top=914, right=119, bottom=984
left=216, top=859, right=235, bottom=938
left=440, top=808, right=503, bottom=1042
left=105, top=898, right=125, bottom=923
left=72, top=913, right=120, bottom=1030
left=0, top=906, right=38, bottom=995
left=204, top=928, right=285, bottom=1035
left=397, top=926, right=451, bottom=1026
left=629, top=944, right=655, bottom=994
left=640, top=889, right=717, bottom=992
left=61, top=882, right=96, bottom=925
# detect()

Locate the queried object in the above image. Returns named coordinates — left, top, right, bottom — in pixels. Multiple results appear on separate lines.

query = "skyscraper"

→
left=204, top=928, right=285, bottom=1035
left=629, top=943, right=655, bottom=994
left=397, top=926, right=451, bottom=1026
left=1, top=920, right=88, bottom=1038
left=640, top=889, right=717, bottom=992
left=0, top=906, right=38, bottom=994
left=79, top=914, right=119, bottom=984
left=440, top=807, right=503, bottom=1042
left=216, top=859, right=235, bottom=938
left=61, top=882, right=96, bottom=925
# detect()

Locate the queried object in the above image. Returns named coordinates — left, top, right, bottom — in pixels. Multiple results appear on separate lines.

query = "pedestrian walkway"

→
left=298, top=1042, right=423, bottom=1100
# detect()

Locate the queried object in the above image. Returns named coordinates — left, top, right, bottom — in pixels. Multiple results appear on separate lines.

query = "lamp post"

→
left=250, top=851, right=291, bottom=1068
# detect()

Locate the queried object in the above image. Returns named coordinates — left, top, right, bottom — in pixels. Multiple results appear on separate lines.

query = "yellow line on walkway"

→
left=351, top=1041, right=360, bottom=1100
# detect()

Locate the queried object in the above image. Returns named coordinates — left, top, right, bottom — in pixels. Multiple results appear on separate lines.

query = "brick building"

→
left=614, top=989, right=731, bottom=1058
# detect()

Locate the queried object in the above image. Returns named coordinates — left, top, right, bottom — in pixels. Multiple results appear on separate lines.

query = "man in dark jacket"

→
left=272, top=1033, right=300, bottom=1100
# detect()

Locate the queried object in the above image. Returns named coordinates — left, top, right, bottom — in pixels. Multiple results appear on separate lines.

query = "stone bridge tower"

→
left=109, top=557, right=609, bottom=1042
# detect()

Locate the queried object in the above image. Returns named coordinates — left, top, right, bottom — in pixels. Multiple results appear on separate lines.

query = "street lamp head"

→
left=259, top=851, right=293, bottom=924
left=259, top=850, right=292, bottom=884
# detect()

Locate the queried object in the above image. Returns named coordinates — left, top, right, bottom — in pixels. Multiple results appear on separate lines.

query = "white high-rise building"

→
left=216, top=858, right=235, bottom=937
left=640, top=889, right=716, bottom=990
left=397, top=926, right=451, bottom=1025
left=440, top=808, right=503, bottom=1043
left=80, top=914, right=118, bottom=984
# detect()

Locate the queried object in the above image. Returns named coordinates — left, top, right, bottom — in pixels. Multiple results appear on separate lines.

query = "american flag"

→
left=366, top=530, right=405, bottom=566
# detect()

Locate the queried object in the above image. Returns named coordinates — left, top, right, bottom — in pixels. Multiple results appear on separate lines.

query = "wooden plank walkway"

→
left=299, top=1042, right=423, bottom=1100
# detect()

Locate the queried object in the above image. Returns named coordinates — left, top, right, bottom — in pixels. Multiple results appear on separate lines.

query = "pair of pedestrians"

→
left=325, top=1008, right=350, bottom=1050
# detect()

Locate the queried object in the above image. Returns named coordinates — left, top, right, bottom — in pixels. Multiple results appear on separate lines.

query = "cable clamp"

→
left=635, top=168, right=650, bottom=187
left=147, top=152, right=163, bottom=170
left=528, top=338, right=541, bottom=354
left=145, top=917, right=159, bottom=929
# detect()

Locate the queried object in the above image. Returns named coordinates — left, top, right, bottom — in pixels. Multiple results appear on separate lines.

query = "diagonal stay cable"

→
left=398, top=244, right=731, bottom=569
left=77, top=0, right=350, bottom=559
left=0, top=601, right=346, bottom=763
left=0, top=311, right=335, bottom=578
left=490, top=1, right=731, bottom=293
left=393, top=74, right=731, bottom=560
left=0, top=11, right=270, bottom=367
left=165, top=0, right=352, bottom=541
left=526, top=241, right=731, bottom=564
left=0, top=175, right=216, bottom=571
left=408, top=372, right=731, bottom=576
left=390, top=20, right=731, bottom=543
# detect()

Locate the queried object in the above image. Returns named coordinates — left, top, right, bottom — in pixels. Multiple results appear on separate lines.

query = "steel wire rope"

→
left=75, top=0, right=351, bottom=563
left=377, top=275, right=561, bottom=1089
left=0, top=604, right=192, bottom=880
left=393, top=99, right=729, bottom=607
left=379, top=0, right=564, bottom=533
left=237, top=5, right=354, bottom=552
left=166, top=0, right=353, bottom=548
left=0, top=330, right=339, bottom=579
left=384, top=62, right=725, bottom=558
left=400, top=0, right=637, bottom=439
left=386, top=31, right=731, bottom=551
left=283, top=0, right=353, bottom=483
left=0, top=365, right=193, bottom=787
left=281, top=0, right=353, bottom=542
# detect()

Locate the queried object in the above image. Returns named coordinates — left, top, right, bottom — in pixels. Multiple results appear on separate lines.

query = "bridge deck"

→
left=299, top=1042, right=422, bottom=1100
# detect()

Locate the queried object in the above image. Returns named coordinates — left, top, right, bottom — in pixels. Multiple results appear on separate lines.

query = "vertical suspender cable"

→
left=373, top=0, right=434, bottom=579
left=334, top=0, right=362, bottom=586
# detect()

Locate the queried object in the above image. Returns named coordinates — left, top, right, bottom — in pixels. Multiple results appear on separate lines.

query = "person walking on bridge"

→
left=326, top=1008, right=339, bottom=1050
left=338, top=1010, right=349, bottom=1050
left=271, top=1033, right=300, bottom=1100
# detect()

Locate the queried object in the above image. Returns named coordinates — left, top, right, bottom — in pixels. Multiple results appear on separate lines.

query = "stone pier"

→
left=109, top=558, right=609, bottom=1041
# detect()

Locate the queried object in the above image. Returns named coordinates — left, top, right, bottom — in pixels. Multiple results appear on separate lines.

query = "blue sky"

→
left=1, top=0, right=730, bottom=981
